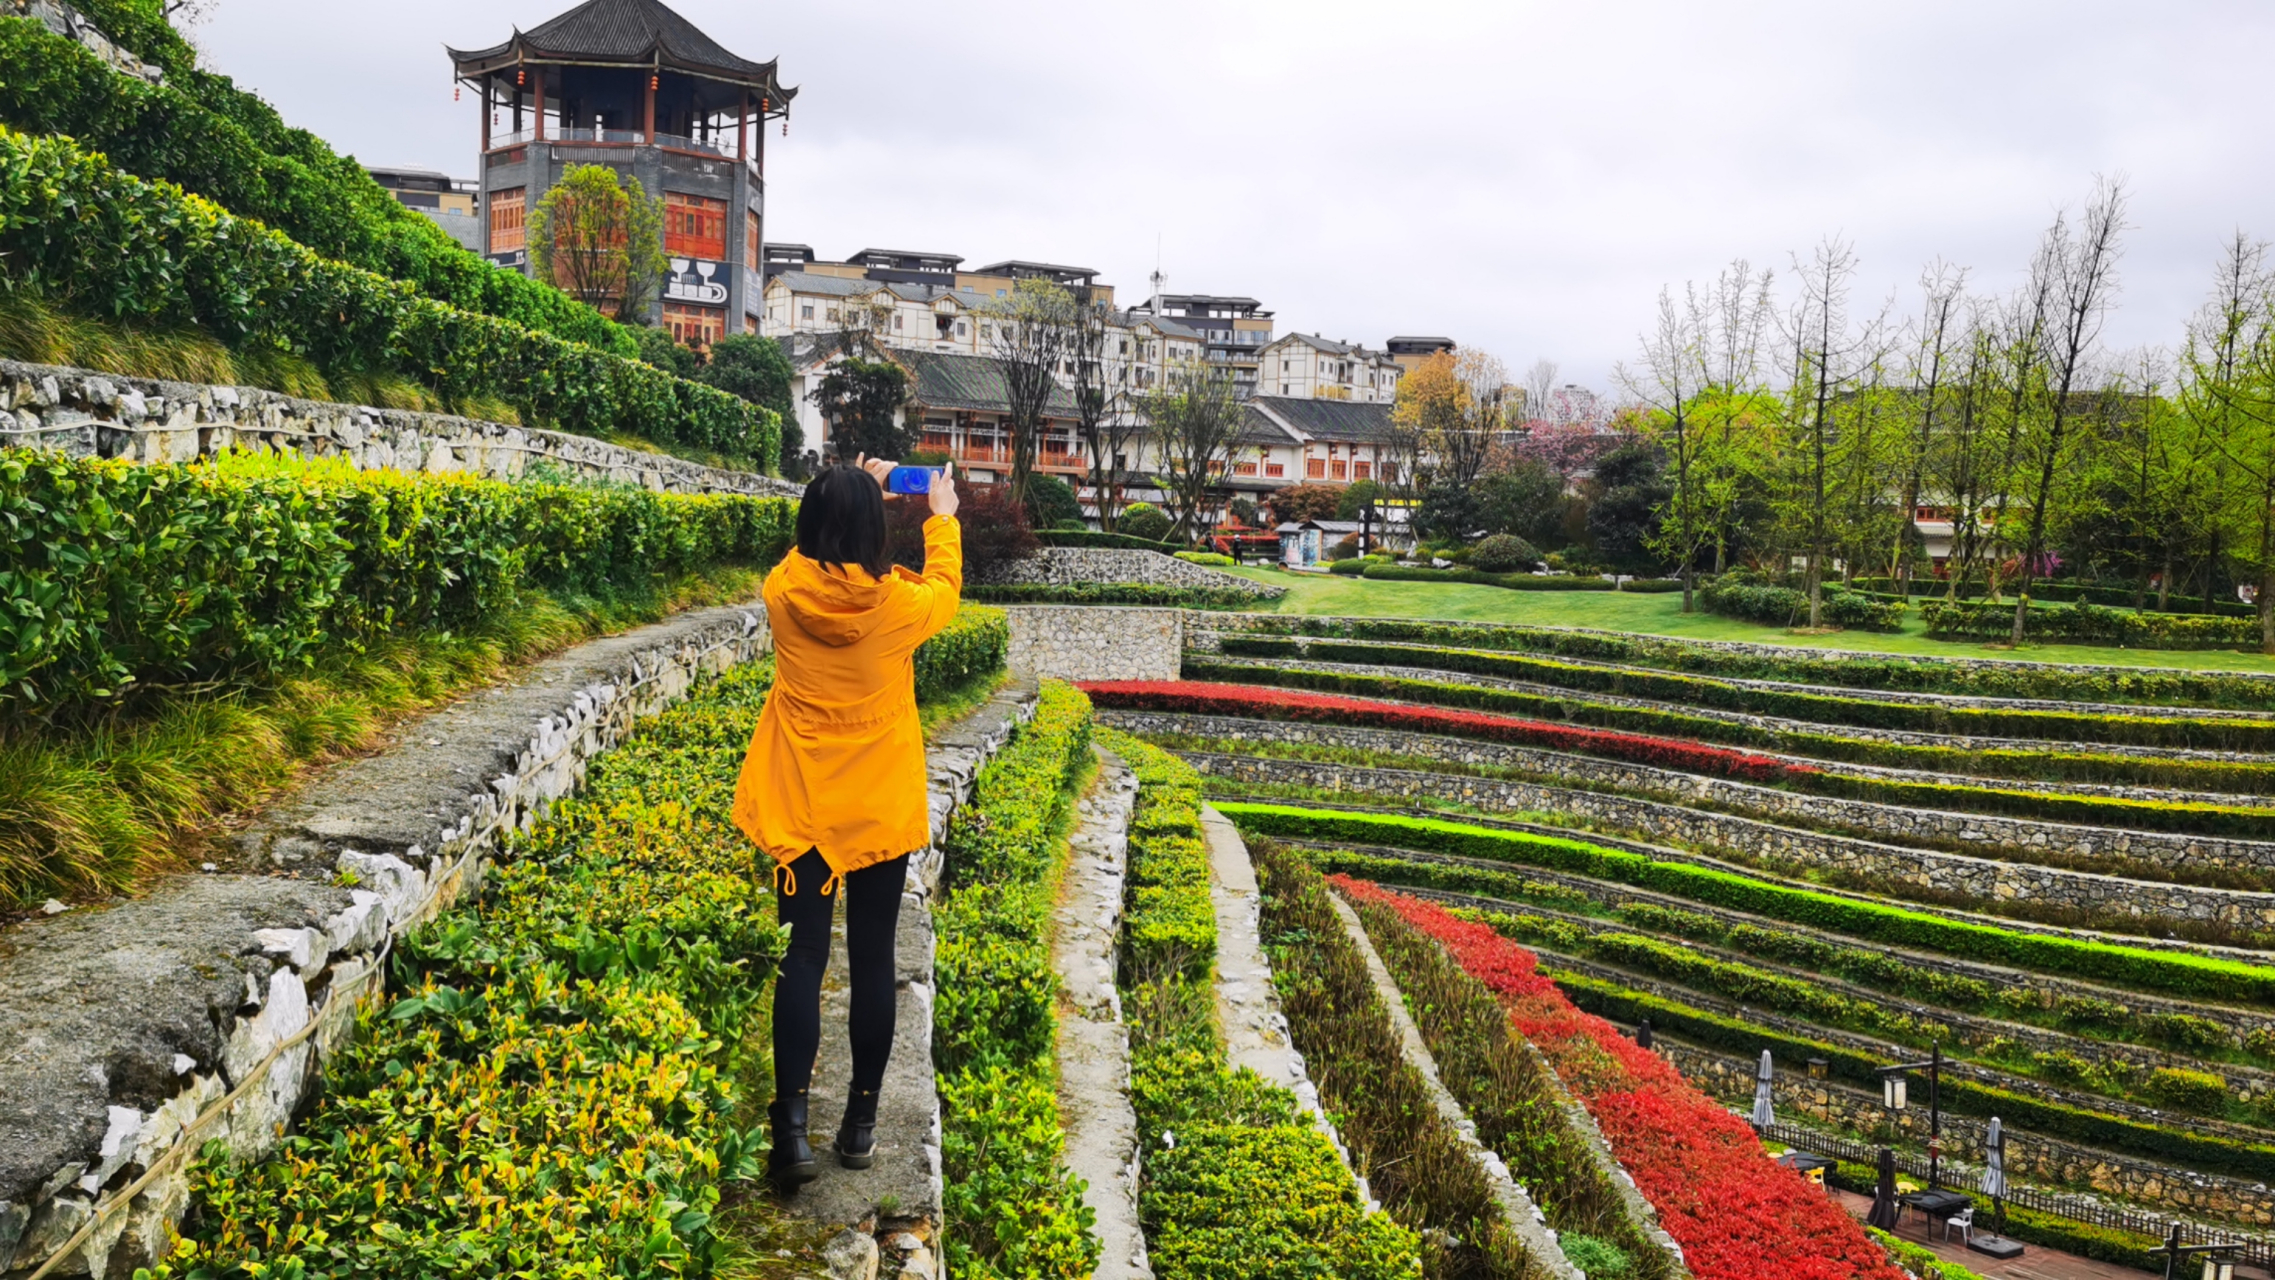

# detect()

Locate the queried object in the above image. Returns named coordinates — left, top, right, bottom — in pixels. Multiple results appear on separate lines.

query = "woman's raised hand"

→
left=855, top=453, right=896, bottom=495
left=929, top=460, right=959, bottom=519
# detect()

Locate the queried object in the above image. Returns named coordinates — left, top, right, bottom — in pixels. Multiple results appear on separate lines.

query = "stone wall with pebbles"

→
left=1007, top=606, right=1185, bottom=683
left=1164, top=748, right=2275, bottom=932
left=977, top=548, right=1283, bottom=597
left=1105, top=711, right=2275, bottom=883
left=0, top=358, right=796, bottom=496
left=0, top=605, right=771, bottom=1278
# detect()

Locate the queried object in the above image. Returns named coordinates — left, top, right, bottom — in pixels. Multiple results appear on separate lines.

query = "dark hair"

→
left=796, top=464, right=892, bottom=578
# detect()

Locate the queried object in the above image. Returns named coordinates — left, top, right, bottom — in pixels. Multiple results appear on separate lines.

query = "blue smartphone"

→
left=886, top=466, right=934, bottom=495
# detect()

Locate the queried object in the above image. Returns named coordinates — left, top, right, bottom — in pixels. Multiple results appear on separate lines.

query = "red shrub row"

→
left=1080, top=680, right=1808, bottom=785
left=1332, top=877, right=1906, bottom=1280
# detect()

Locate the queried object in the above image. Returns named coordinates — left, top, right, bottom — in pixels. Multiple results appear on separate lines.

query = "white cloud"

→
left=200, top=0, right=2275, bottom=388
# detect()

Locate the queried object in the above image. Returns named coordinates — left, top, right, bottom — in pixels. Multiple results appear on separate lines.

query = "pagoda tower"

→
left=449, top=0, right=795, bottom=345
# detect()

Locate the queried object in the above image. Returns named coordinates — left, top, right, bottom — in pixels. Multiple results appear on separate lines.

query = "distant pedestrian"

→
left=732, top=454, right=962, bottom=1188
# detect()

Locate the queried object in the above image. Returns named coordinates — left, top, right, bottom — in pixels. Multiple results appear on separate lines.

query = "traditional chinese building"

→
left=448, top=0, right=794, bottom=345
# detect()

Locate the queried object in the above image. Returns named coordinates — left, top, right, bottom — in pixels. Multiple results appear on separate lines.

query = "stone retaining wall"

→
left=0, top=606, right=772, bottom=1278
left=1107, top=710, right=2275, bottom=883
left=0, top=358, right=796, bottom=497
left=1186, top=612, right=2275, bottom=715
left=1007, top=606, right=1183, bottom=683
left=978, top=547, right=1282, bottom=597
left=1163, top=748, right=2275, bottom=931
left=1660, top=1043, right=2275, bottom=1229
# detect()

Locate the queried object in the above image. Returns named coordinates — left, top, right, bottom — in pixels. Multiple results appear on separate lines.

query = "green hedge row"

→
left=1208, top=636, right=2275, bottom=750
left=159, top=661, right=790, bottom=1274
left=966, top=582, right=1270, bottom=609
left=1207, top=614, right=2275, bottom=710
left=1698, top=579, right=1905, bottom=632
left=1214, top=804, right=2275, bottom=1005
left=1854, top=575, right=2260, bottom=619
left=913, top=606, right=1008, bottom=705
left=1346, top=891, right=1671, bottom=1277
left=1549, top=972, right=2275, bottom=1184
left=1097, top=730, right=1421, bottom=1279
left=0, top=450, right=795, bottom=710
left=1922, top=599, right=2265, bottom=649
left=1185, top=656, right=2275, bottom=796
left=1037, top=529, right=1183, bottom=553
left=0, top=127, right=778, bottom=461
left=0, top=17, right=627, bottom=353
left=1360, top=563, right=1617, bottom=591
left=1251, top=841, right=1545, bottom=1276
left=933, top=682, right=1102, bottom=1277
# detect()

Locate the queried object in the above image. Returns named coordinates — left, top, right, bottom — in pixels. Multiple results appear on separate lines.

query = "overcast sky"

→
left=197, top=0, right=2275, bottom=392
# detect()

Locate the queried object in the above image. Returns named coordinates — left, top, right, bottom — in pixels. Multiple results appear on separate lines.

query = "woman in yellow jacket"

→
left=731, top=456, right=960, bottom=1187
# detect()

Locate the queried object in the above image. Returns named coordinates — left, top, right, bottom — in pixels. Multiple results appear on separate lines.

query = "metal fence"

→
left=1760, top=1119, right=2273, bottom=1268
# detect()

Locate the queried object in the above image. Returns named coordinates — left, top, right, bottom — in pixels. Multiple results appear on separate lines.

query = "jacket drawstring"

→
left=773, top=860, right=846, bottom=899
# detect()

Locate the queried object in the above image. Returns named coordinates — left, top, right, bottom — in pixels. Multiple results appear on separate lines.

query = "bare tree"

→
left=1778, top=237, right=1888, bottom=627
left=1442, top=348, right=1510, bottom=490
left=1522, top=358, right=1559, bottom=425
left=1892, top=260, right=1969, bottom=593
left=983, top=279, right=1076, bottom=504
left=1618, top=285, right=1708, bottom=610
left=1069, top=302, right=1147, bottom=530
left=2008, top=178, right=2128, bottom=645
left=1693, top=260, right=1776, bottom=572
left=1142, top=362, right=1245, bottom=544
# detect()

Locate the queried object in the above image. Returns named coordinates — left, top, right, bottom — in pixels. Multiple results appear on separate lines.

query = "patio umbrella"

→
left=1750, top=1049, right=1775, bottom=1129
left=1980, top=1117, right=2008, bottom=1236
left=1866, top=1147, right=1900, bottom=1230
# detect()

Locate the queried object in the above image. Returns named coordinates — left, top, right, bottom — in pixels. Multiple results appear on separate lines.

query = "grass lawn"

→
left=1217, top=566, right=2275, bottom=675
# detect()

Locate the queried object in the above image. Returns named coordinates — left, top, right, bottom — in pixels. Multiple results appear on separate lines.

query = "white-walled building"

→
left=1257, top=333, right=1403, bottom=402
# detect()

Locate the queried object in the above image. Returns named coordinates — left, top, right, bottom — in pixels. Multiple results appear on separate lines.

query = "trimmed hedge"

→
left=1361, top=563, right=1618, bottom=591
left=1698, top=579, right=1905, bottom=632
left=0, top=126, right=778, bottom=461
left=1207, top=614, right=2275, bottom=711
left=1340, top=885, right=1674, bottom=1277
left=1551, top=972, right=2275, bottom=1184
left=1037, top=529, right=1184, bottom=553
left=160, top=661, right=791, bottom=1274
left=1856, top=575, right=2260, bottom=619
left=1214, top=804, right=2275, bottom=1005
left=966, top=582, right=1270, bottom=609
left=1207, top=636, right=2275, bottom=750
left=1097, top=730, right=1421, bottom=1279
left=0, top=450, right=795, bottom=710
left=1253, top=842, right=1544, bottom=1276
left=933, top=681, right=1102, bottom=1277
left=1922, top=599, right=2263, bottom=649
left=1186, top=655, right=2275, bottom=796
left=0, top=16, right=627, bottom=353
left=914, top=606, right=1008, bottom=704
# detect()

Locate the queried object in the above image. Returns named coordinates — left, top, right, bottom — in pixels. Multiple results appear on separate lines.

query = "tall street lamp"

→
left=1879, top=1043, right=1944, bottom=1188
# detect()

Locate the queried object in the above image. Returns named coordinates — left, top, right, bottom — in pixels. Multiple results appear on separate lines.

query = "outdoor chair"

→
left=1939, top=1206, right=1973, bottom=1244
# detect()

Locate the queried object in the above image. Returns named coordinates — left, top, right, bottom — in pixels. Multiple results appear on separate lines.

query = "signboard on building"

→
left=665, top=258, right=729, bottom=305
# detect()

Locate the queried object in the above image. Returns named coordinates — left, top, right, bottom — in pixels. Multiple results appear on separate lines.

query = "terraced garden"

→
left=1086, top=610, right=2275, bottom=1275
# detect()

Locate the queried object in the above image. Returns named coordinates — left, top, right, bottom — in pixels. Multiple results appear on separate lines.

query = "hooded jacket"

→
left=731, top=514, right=962, bottom=890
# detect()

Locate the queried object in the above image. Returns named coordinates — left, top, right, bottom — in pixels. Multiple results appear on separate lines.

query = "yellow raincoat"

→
left=731, top=514, right=962, bottom=892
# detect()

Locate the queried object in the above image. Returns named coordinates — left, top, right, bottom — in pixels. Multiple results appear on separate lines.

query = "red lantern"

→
left=516, top=68, right=525, bottom=87
left=453, top=85, right=461, bottom=101
left=650, top=74, right=659, bottom=91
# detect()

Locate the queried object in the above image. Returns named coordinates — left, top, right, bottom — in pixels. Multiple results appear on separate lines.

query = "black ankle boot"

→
left=835, top=1088, right=880, bottom=1169
left=769, top=1094, right=818, bottom=1188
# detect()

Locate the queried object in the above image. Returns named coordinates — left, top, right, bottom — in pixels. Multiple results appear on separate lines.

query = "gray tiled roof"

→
left=450, top=0, right=787, bottom=87
left=1249, top=395, right=1395, bottom=444
left=771, top=271, right=883, bottom=298
left=902, top=351, right=1079, bottom=419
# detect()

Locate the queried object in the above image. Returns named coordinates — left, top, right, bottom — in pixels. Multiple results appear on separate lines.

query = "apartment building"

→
left=365, top=165, right=484, bottom=251
left=1128, top=294, right=1276, bottom=395
left=1385, top=335, right=1455, bottom=372
left=1257, top=333, right=1403, bottom=402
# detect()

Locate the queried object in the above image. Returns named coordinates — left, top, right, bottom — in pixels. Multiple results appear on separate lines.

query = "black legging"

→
left=772, top=848, right=909, bottom=1100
